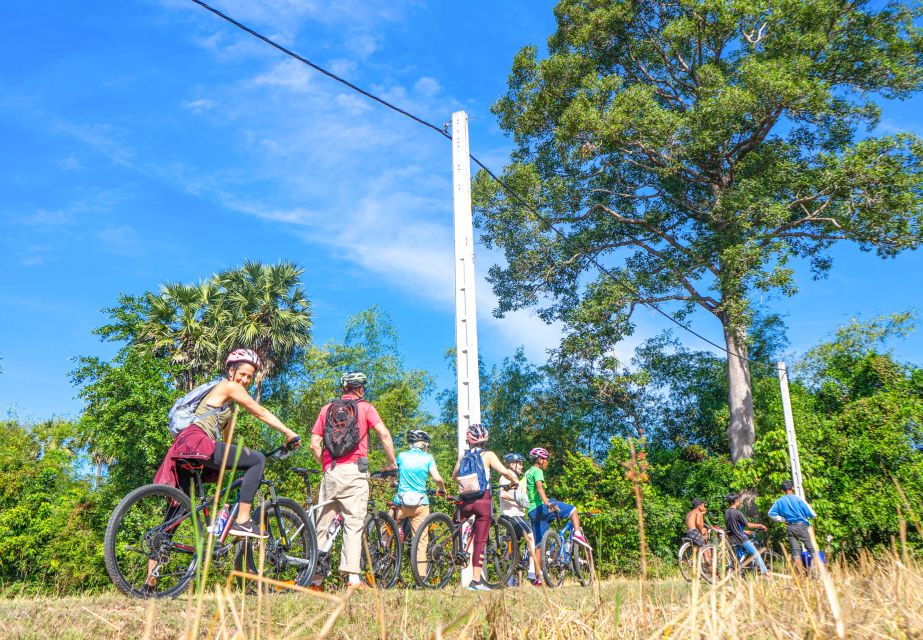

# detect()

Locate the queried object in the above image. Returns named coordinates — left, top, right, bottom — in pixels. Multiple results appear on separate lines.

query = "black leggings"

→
left=205, top=442, right=266, bottom=504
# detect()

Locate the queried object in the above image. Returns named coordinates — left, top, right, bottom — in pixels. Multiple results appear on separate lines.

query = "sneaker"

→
left=572, top=531, right=592, bottom=549
left=228, top=520, right=268, bottom=539
left=531, top=578, right=543, bottom=587
left=466, top=579, right=492, bottom=591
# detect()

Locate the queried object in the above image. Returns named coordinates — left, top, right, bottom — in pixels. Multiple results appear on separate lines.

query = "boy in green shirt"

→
left=525, top=447, right=590, bottom=550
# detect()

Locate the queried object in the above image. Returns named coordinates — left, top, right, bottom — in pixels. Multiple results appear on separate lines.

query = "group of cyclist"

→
left=152, top=348, right=587, bottom=592
left=149, top=347, right=820, bottom=595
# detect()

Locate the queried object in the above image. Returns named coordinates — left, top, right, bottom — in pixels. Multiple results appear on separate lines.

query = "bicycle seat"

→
left=176, top=459, right=205, bottom=472
left=290, top=467, right=322, bottom=479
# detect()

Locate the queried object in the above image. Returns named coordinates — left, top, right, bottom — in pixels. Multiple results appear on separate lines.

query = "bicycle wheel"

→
left=540, top=530, right=567, bottom=588
left=703, top=544, right=732, bottom=583
left=571, top=539, right=594, bottom=587
left=104, top=484, right=201, bottom=599
left=481, top=517, right=518, bottom=589
left=238, top=497, right=317, bottom=591
left=410, top=512, right=457, bottom=589
left=501, top=516, right=531, bottom=587
left=677, top=542, right=696, bottom=582
left=361, top=511, right=401, bottom=589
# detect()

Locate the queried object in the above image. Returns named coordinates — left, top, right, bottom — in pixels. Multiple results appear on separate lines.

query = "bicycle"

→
left=409, top=487, right=518, bottom=589
left=538, top=508, right=598, bottom=588
left=677, top=525, right=727, bottom=583
left=728, top=529, right=785, bottom=577
left=104, top=437, right=315, bottom=599
left=293, top=466, right=402, bottom=589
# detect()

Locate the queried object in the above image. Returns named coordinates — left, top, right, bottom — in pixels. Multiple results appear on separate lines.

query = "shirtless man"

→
left=684, top=498, right=712, bottom=564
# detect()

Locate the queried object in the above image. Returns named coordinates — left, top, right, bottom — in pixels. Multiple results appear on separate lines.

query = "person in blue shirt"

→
left=395, top=429, right=446, bottom=577
left=768, top=480, right=817, bottom=573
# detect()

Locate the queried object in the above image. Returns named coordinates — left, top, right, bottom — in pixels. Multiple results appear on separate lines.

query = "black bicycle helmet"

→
left=406, top=429, right=430, bottom=445
left=503, top=452, right=526, bottom=464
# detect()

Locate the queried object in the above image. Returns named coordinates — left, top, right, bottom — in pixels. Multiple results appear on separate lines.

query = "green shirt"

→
left=524, top=466, right=545, bottom=513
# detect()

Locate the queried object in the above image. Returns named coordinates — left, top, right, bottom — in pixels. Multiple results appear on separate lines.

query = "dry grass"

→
left=1, top=552, right=921, bottom=639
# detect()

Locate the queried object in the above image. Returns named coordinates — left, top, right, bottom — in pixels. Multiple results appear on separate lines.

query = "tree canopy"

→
left=473, top=0, right=923, bottom=461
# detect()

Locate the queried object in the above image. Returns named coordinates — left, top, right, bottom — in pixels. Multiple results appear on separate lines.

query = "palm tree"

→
left=212, top=261, right=312, bottom=400
left=138, top=281, right=219, bottom=391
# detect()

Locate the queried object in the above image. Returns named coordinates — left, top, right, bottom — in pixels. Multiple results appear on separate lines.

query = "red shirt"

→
left=311, top=393, right=383, bottom=471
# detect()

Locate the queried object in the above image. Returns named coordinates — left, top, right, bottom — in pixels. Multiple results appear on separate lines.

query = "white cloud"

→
left=347, top=32, right=379, bottom=59
left=250, top=59, right=313, bottom=92
left=184, top=98, right=219, bottom=113
left=111, top=0, right=565, bottom=358
left=414, top=77, right=440, bottom=97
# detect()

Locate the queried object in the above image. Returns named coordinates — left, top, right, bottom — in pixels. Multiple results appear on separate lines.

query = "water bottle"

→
left=210, top=504, right=230, bottom=536
left=328, top=513, right=344, bottom=536
left=320, top=514, right=344, bottom=553
left=461, top=518, right=473, bottom=549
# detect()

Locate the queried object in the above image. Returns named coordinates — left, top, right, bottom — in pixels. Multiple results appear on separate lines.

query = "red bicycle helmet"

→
left=529, top=447, right=550, bottom=460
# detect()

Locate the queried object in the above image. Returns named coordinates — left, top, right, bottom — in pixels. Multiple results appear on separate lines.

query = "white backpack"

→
left=514, top=481, right=530, bottom=510
left=167, top=379, right=224, bottom=438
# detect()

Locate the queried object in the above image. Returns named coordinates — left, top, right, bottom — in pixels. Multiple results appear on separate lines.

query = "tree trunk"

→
left=724, top=324, right=755, bottom=462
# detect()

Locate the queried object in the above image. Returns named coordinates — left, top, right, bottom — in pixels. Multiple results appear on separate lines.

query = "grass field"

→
left=1, top=555, right=920, bottom=639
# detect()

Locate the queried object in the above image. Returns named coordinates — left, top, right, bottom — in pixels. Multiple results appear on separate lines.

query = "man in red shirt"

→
left=309, top=371, right=397, bottom=586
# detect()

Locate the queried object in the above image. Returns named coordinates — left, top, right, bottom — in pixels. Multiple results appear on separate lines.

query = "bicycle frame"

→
left=162, top=441, right=299, bottom=555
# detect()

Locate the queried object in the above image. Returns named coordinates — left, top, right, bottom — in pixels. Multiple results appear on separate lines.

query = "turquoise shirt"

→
left=395, top=448, right=435, bottom=506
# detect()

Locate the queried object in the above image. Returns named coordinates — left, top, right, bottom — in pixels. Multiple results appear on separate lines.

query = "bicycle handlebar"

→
left=265, top=436, right=302, bottom=461
left=370, top=469, right=399, bottom=479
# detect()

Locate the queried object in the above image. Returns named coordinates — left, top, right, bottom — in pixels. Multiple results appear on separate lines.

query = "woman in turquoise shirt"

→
left=395, top=429, right=446, bottom=576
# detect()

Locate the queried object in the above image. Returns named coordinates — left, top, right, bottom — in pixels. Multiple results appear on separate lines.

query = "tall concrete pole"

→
left=452, top=111, right=480, bottom=586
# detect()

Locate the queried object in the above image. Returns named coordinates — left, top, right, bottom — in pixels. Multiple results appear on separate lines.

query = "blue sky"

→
left=2, top=0, right=921, bottom=422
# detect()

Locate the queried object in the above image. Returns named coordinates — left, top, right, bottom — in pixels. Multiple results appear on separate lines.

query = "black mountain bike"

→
left=104, top=438, right=316, bottom=599
left=293, top=467, right=402, bottom=589
left=410, top=486, right=518, bottom=589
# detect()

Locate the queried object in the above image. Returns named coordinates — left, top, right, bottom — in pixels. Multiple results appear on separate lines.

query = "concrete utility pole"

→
left=777, top=362, right=805, bottom=499
left=451, top=110, right=480, bottom=586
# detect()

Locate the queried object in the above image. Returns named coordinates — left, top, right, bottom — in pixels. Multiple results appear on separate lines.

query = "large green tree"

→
left=474, top=0, right=923, bottom=461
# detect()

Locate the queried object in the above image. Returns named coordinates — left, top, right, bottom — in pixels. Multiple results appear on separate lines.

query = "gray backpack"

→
left=168, top=379, right=225, bottom=438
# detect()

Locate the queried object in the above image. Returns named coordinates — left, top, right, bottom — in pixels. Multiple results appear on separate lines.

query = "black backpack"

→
left=323, top=398, right=366, bottom=462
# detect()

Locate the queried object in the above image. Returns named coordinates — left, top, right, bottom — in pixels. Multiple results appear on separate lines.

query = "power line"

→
left=189, top=0, right=773, bottom=370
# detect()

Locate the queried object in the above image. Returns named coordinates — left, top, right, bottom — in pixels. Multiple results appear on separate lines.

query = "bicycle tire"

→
left=481, top=517, right=518, bottom=589
left=238, top=497, right=317, bottom=591
left=704, top=543, right=731, bottom=583
left=104, top=483, right=200, bottom=599
left=571, top=538, right=594, bottom=587
left=677, top=542, right=695, bottom=582
left=410, top=512, right=457, bottom=589
left=540, top=529, right=567, bottom=588
left=361, top=510, right=401, bottom=589
left=500, top=516, right=532, bottom=587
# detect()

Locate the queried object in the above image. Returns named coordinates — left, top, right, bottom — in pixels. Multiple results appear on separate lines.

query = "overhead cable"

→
left=189, top=0, right=774, bottom=369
